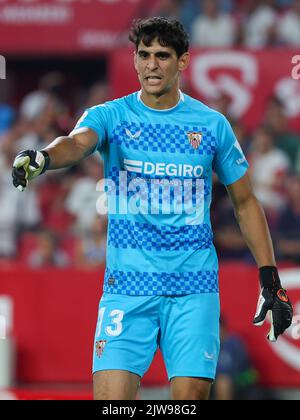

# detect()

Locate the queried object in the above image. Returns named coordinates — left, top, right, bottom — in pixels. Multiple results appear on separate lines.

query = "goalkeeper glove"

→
left=253, top=266, right=293, bottom=341
left=12, top=149, right=50, bottom=191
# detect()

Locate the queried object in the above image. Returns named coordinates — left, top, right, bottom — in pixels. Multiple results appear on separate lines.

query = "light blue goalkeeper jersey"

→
left=73, top=91, right=248, bottom=296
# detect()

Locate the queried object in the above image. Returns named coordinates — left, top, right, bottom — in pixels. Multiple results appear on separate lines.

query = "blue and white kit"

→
left=73, top=91, right=249, bottom=380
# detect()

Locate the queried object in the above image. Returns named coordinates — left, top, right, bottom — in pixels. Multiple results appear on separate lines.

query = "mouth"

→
left=144, top=75, right=163, bottom=86
left=145, top=75, right=162, bottom=79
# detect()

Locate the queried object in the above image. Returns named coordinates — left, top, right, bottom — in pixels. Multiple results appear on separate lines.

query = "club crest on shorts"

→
left=95, top=340, right=107, bottom=358
left=187, top=132, right=202, bottom=149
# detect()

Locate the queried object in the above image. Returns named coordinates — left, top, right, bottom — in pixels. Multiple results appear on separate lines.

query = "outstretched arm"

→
left=43, top=128, right=98, bottom=169
left=12, top=128, right=98, bottom=191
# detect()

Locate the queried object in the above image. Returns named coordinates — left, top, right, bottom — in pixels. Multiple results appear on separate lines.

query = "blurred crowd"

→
left=0, top=0, right=300, bottom=270
left=211, top=93, right=300, bottom=265
left=0, top=73, right=109, bottom=269
left=150, top=0, right=300, bottom=48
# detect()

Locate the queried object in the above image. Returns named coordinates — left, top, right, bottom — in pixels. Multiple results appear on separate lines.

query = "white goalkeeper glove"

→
left=12, top=149, right=50, bottom=191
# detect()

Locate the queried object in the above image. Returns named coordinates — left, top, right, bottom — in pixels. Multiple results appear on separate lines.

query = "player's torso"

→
left=99, top=92, right=220, bottom=296
left=101, top=93, right=217, bottom=227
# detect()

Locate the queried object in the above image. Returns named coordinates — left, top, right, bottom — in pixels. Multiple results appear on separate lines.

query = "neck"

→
left=140, top=87, right=181, bottom=110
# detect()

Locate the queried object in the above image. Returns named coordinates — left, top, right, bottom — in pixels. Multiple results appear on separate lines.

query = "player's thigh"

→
left=92, top=293, right=160, bottom=388
left=93, top=369, right=140, bottom=400
left=170, top=376, right=212, bottom=400
left=160, top=293, right=220, bottom=384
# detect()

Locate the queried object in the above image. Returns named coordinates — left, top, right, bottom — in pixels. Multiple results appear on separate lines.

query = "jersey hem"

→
left=102, top=289, right=220, bottom=296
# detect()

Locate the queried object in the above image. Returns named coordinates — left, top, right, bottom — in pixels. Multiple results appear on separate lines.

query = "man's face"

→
left=134, top=38, right=189, bottom=97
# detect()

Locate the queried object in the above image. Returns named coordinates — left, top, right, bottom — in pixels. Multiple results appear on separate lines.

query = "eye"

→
left=157, top=53, right=170, bottom=60
left=138, top=51, right=148, bottom=59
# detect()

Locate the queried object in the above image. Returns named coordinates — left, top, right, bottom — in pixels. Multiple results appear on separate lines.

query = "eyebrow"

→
left=137, top=50, right=172, bottom=57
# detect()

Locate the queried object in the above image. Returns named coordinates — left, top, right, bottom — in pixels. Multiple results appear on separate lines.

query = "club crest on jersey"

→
left=95, top=340, right=107, bottom=358
left=187, top=132, right=202, bottom=149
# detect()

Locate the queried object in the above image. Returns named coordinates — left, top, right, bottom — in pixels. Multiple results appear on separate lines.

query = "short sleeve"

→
left=70, top=105, right=107, bottom=152
left=213, top=115, right=249, bottom=186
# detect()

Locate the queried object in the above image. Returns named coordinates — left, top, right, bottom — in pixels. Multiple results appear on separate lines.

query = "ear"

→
left=178, top=52, right=190, bottom=72
left=134, top=51, right=139, bottom=73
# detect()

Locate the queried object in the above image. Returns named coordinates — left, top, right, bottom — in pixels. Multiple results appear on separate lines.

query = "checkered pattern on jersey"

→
left=110, top=122, right=216, bottom=155
left=108, top=219, right=213, bottom=251
left=104, top=268, right=219, bottom=295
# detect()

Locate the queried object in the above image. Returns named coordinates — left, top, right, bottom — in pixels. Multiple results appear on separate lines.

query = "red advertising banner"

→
left=0, top=0, right=148, bottom=54
left=0, top=263, right=300, bottom=387
left=110, top=48, right=300, bottom=132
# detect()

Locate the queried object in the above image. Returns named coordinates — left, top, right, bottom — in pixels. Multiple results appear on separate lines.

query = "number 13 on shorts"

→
left=96, top=306, right=125, bottom=338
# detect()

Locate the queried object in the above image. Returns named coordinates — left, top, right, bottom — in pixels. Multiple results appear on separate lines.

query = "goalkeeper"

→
left=12, top=17, right=293, bottom=401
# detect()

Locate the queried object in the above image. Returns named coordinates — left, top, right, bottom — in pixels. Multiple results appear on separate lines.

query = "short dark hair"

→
left=129, top=17, right=189, bottom=58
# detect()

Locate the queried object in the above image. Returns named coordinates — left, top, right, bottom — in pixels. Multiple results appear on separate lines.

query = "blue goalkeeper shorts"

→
left=92, top=292, right=220, bottom=381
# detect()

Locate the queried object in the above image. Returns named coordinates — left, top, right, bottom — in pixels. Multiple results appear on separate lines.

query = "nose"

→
left=146, top=55, right=159, bottom=70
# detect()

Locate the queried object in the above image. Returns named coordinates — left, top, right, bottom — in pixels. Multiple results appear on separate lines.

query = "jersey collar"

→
left=137, top=90, right=185, bottom=113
